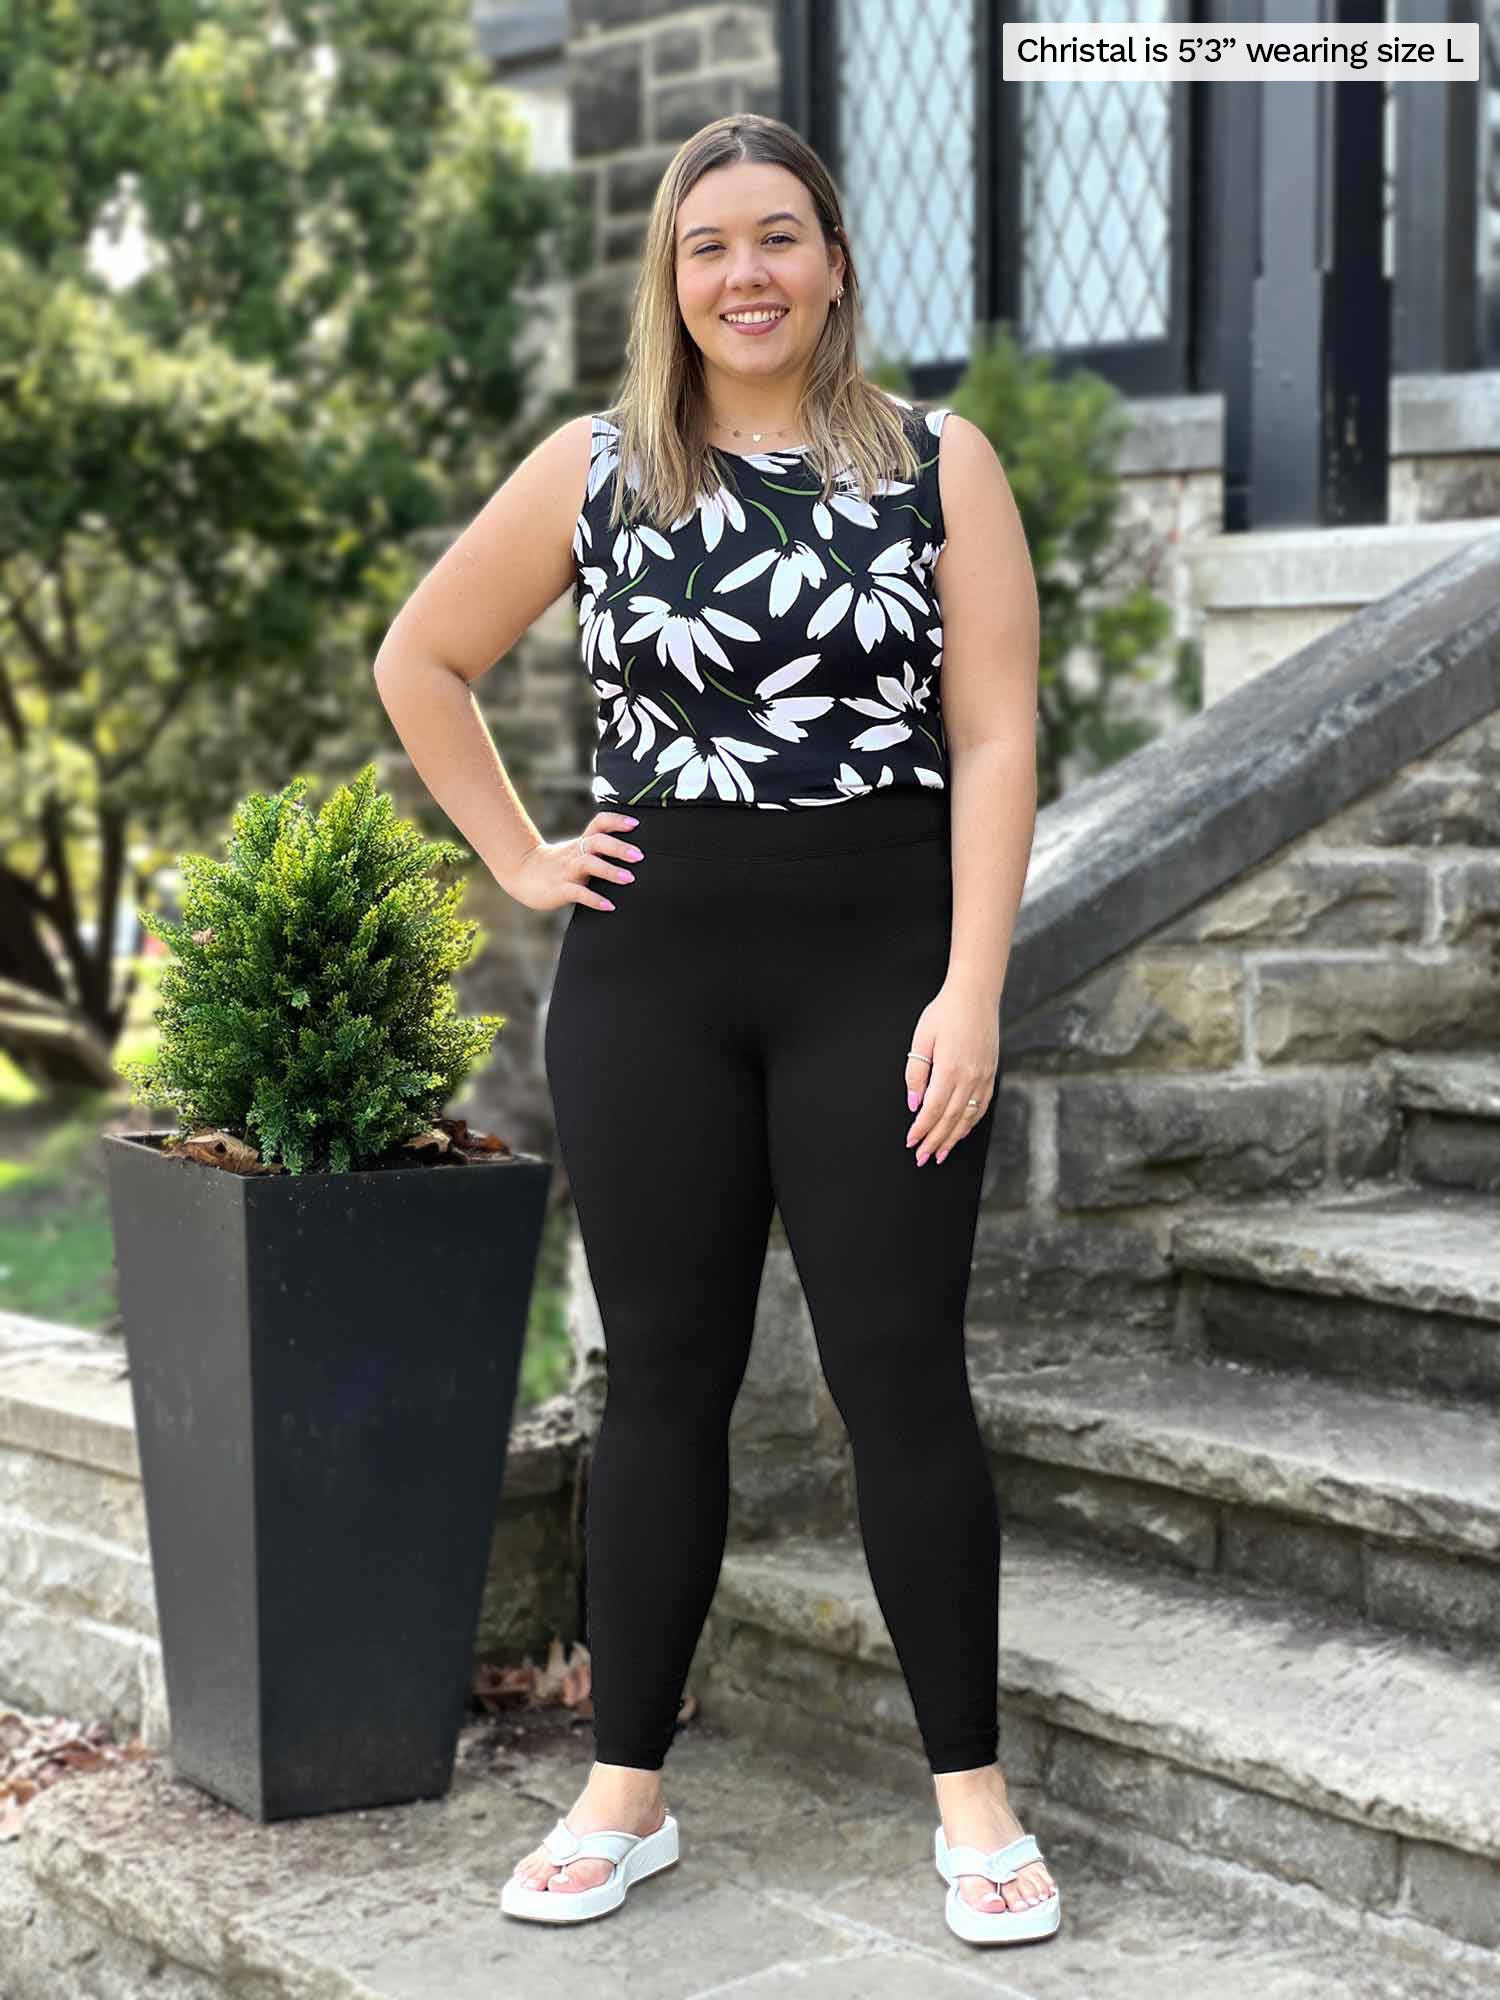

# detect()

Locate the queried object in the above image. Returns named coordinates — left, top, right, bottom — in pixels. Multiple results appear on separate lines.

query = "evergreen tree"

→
left=119, top=763, right=503, bottom=1175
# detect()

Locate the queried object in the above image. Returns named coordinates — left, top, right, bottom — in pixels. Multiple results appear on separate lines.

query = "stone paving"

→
left=5, top=1703, right=1498, bottom=1998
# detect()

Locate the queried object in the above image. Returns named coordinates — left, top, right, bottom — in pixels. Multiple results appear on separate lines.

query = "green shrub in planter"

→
left=118, top=762, right=503, bottom=1173
left=102, top=763, right=552, bottom=1822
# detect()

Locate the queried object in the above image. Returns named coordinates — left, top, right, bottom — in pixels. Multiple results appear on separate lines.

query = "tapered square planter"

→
left=101, top=1130, right=552, bottom=1824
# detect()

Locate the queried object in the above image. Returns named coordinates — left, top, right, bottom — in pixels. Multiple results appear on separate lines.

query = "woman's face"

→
left=673, top=160, right=845, bottom=394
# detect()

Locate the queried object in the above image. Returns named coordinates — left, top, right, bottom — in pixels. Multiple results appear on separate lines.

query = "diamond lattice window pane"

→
left=1022, top=0, right=1173, bottom=347
left=835, top=0, right=975, bottom=370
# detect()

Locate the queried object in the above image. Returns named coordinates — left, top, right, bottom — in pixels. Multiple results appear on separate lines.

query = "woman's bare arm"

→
left=372, top=415, right=596, bottom=893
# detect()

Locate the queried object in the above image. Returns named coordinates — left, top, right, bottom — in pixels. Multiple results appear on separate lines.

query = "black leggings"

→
left=542, top=787, right=1002, bottom=1775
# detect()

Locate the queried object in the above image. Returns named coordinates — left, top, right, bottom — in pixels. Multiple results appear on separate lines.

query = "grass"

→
left=0, top=955, right=577, bottom=1409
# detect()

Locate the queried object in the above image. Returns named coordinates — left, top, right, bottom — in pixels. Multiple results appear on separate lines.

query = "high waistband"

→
left=621, top=787, right=950, bottom=860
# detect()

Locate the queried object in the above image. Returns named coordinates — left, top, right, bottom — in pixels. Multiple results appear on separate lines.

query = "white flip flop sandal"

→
left=934, top=1825, right=1062, bottom=1945
left=500, top=1811, right=679, bottom=1924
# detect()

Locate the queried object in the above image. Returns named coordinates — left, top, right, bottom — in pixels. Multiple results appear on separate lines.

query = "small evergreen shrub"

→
left=118, top=764, right=503, bottom=1175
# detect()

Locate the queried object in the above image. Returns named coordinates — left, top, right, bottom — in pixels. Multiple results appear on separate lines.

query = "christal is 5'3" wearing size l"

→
left=543, top=396, right=1006, bottom=1785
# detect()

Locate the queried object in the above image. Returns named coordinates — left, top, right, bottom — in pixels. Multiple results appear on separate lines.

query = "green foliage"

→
left=0, top=1, right=589, bottom=1072
left=118, top=764, right=503, bottom=1175
left=883, top=325, right=1183, bottom=802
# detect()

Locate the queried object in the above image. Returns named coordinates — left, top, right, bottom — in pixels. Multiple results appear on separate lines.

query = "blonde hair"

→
left=599, top=113, right=921, bottom=531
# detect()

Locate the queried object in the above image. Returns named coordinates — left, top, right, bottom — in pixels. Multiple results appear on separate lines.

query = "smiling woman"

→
left=371, top=109, right=1044, bottom=1950
left=602, top=121, right=921, bottom=523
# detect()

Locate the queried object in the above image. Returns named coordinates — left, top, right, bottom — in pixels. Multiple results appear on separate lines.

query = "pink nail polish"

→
left=936, top=1148, right=948, bottom=1164
left=907, top=1091, right=920, bottom=1110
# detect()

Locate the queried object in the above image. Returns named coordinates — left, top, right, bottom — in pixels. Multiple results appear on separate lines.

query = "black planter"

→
left=101, top=1131, right=552, bottom=1824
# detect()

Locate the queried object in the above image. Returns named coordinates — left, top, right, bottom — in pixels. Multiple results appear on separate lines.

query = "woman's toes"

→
left=547, top=1859, right=611, bottom=1894
left=962, top=1878, right=1008, bottom=1910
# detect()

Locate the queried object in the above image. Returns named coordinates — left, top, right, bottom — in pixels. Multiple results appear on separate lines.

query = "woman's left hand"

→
left=904, top=980, right=1002, bottom=1166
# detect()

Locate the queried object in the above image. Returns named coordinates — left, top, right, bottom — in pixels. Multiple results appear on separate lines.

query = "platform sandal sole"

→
left=500, top=1813, right=680, bottom=1924
left=934, top=1823, right=1062, bottom=1947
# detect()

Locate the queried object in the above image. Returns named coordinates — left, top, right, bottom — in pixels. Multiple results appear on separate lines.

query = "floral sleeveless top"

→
left=570, top=394, right=954, bottom=810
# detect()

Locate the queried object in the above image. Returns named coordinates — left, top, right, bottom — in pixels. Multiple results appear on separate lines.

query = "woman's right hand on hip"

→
left=504, top=810, right=643, bottom=912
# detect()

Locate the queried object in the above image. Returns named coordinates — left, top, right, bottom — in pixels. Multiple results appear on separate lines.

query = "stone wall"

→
left=567, top=0, right=780, bottom=391
left=966, top=704, right=1500, bottom=1370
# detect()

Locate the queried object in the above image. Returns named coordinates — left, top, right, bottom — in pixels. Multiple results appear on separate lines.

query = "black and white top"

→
left=570, top=393, right=954, bottom=810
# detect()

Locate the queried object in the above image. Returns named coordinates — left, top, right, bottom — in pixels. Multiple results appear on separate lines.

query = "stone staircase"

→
left=688, top=531, right=1500, bottom=1980
left=699, top=1050, right=1500, bottom=1973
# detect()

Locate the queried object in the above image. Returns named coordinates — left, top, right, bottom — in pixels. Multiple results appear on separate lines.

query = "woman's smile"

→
left=721, top=304, right=790, bottom=337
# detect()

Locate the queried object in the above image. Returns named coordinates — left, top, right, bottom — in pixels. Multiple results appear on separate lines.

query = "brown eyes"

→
left=691, top=234, right=796, bottom=256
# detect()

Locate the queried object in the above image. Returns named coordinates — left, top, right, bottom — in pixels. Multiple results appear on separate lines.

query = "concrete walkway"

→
left=4, top=1703, right=1496, bottom=1998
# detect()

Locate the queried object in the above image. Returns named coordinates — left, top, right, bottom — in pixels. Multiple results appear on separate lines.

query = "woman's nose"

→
left=723, top=253, right=770, bottom=289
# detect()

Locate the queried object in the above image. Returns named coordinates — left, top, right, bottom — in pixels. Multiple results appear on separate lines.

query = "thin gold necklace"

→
left=709, top=413, right=803, bottom=444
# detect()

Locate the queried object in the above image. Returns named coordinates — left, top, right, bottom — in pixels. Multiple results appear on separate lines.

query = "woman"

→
left=372, top=113, right=1047, bottom=1948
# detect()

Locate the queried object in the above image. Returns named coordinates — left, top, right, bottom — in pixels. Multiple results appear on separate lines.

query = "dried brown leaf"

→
left=175, top=1130, right=284, bottom=1175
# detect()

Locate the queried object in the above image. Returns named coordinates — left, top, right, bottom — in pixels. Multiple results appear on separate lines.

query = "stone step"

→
left=0, top=1580, right=165, bottom=1743
left=1170, top=1187, right=1500, bottom=1401
left=1384, top=1052, right=1500, bottom=1193
left=1386, top=1053, right=1500, bottom=1120
left=704, top=1523, right=1500, bottom=1962
left=0, top=1434, right=147, bottom=1551
left=11, top=1706, right=1500, bottom=2000
left=0, top=1508, right=157, bottom=1637
left=967, top=1350, right=1500, bottom=1649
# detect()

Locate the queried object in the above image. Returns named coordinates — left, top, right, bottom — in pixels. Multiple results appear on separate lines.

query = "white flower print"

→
left=787, top=762, right=899, bottom=806
left=591, top=670, right=680, bottom=763
left=578, top=422, right=663, bottom=575
left=611, top=521, right=675, bottom=578
left=842, top=660, right=936, bottom=751
left=577, top=564, right=620, bottom=672
left=585, top=423, right=619, bottom=503
left=715, top=542, right=827, bottom=616
left=805, top=538, right=930, bottom=652
left=581, top=418, right=645, bottom=516
left=748, top=654, right=836, bottom=742
left=810, top=480, right=880, bottom=539
left=736, top=446, right=808, bottom=472
left=871, top=472, right=917, bottom=501
left=669, top=481, right=748, bottom=553
left=618, top=595, right=759, bottom=692
left=656, top=730, right=777, bottom=801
